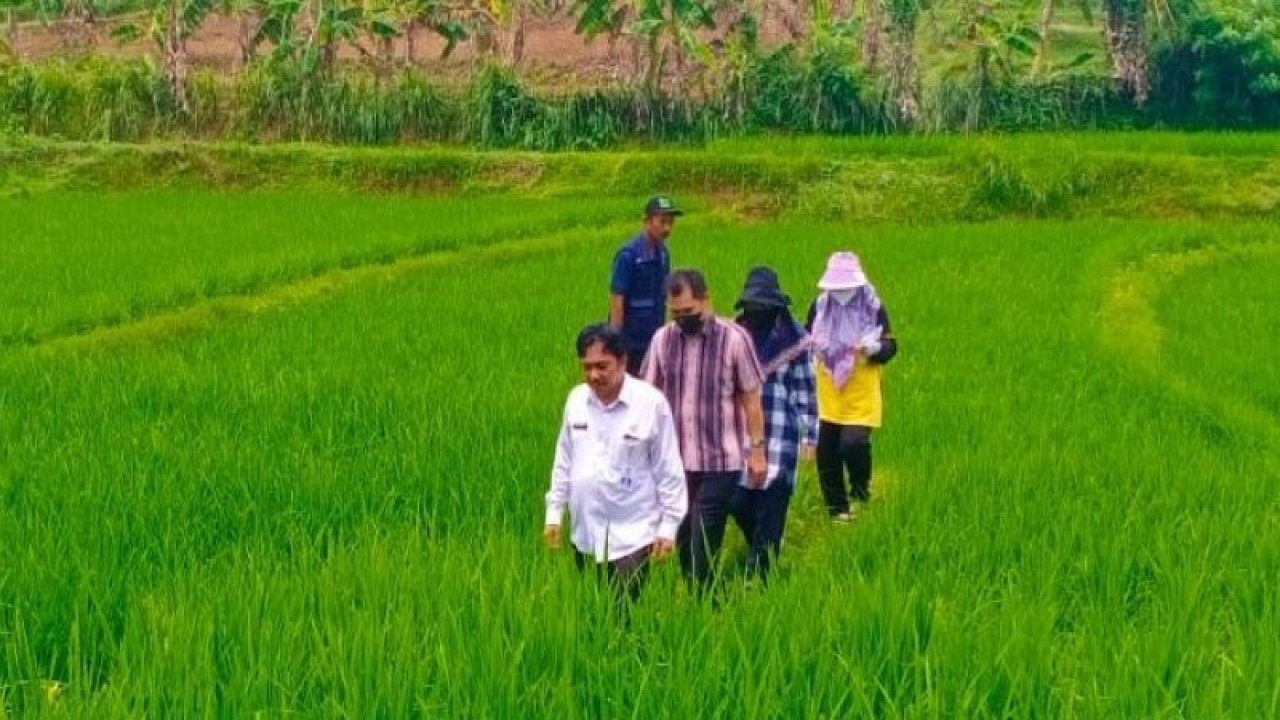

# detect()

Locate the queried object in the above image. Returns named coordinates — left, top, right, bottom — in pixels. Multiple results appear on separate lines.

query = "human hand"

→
left=859, top=327, right=883, bottom=356
left=652, top=537, right=675, bottom=559
left=748, top=448, right=767, bottom=488
left=801, top=443, right=816, bottom=463
left=543, top=525, right=562, bottom=550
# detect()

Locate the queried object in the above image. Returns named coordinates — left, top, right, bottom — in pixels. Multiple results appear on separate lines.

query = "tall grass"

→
left=2, top=54, right=1234, bottom=148
left=5, top=136, right=1279, bottom=237
left=1, top=201, right=1278, bottom=715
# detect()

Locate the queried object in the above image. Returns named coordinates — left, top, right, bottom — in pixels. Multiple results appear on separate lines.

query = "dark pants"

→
left=625, top=345, right=649, bottom=376
left=678, top=471, right=738, bottom=591
left=575, top=545, right=652, bottom=609
left=817, top=422, right=873, bottom=516
left=730, top=479, right=793, bottom=583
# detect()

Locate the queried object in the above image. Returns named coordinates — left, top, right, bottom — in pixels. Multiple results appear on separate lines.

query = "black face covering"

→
left=676, top=313, right=705, bottom=336
left=740, top=307, right=779, bottom=332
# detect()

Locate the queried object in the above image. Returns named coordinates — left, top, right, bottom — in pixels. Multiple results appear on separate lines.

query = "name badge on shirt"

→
left=617, top=431, right=643, bottom=489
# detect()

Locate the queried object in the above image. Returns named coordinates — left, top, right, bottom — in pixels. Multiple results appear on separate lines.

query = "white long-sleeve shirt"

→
left=545, top=377, right=688, bottom=562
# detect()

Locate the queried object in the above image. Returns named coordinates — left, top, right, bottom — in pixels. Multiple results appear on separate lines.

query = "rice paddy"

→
left=1, top=141, right=1278, bottom=718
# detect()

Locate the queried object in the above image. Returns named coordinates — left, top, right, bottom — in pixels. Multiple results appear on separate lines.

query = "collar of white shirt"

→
left=586, top=375, right=636, bottom=412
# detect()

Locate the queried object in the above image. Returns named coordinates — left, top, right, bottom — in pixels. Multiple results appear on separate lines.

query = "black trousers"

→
left=625, top=348, right=647, bottom=376
left=678, top=471, right=738, bottom=591
left=575, top=545, right=652, bottom=606
left=816, top=421, right=873, bottom=516
left=730, top=479, right=793, bottom=583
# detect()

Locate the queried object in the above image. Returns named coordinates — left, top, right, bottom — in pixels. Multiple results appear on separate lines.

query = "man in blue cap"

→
left=609, top=196, right=682, bottom=375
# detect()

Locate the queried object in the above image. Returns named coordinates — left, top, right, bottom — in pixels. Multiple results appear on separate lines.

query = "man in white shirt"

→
left=545, top=324, right=688, bottom=604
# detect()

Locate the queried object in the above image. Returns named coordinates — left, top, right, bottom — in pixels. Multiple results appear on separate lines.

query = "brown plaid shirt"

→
left=640, top=317, right=764, bottom=473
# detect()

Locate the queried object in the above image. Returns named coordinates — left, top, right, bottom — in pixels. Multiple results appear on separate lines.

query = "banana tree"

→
left=304, top=0, right=364, bottom=74
left=570, top=0, right=628, bottom=75
left=110, top=0, right=215, bottom=111
left=159, top=0, right=215, bottom=110
left=636, top=0, right=716, bottom=95
left=960, top=0, right=1042, bottom=80
left=573, top=0, right=716, bottom=95
left=250, top=0, right=391, bottom=75
left=360, top=0, right=400, bottom=67
left=471, top=0, right=534, bottom=66
left=386, top=0, right=470, bottom=64
left=113, top=0, right=219, bottom=108
left=571, top=0, right=625, bottom=49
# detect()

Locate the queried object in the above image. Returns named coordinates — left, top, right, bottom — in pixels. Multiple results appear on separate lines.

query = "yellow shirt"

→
left=815, top=354, right=883, bottom=427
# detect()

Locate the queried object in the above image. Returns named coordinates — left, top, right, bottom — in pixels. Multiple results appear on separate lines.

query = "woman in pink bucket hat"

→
left=805, top=251, right=899, bottom=522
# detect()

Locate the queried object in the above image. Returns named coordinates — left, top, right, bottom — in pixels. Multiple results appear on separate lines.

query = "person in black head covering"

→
left=730, top=267, right=818, bottom=583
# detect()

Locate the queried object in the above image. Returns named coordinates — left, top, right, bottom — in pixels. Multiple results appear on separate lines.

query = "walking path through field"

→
left=28, top=220, right=632, bottom=355
left=1099, top=237, right=1280, bottom=445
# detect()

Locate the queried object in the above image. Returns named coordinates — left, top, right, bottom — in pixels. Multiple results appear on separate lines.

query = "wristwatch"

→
left=750, top=438, right=766, bottom=449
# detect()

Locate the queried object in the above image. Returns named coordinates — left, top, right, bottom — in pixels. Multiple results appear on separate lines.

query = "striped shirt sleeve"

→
left=727, top=324, right=764, bottom=396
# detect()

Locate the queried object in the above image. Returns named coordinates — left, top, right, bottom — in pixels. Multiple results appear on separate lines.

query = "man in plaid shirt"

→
left=730, top=267, right=818, bottom=582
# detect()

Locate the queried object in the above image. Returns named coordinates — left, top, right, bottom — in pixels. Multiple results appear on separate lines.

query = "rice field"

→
left=1, top=158, right=1279, bottom=717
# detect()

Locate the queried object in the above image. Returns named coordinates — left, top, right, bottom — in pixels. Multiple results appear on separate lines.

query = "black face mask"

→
left=676, top=313, right=705, bottom=336
left=740, top=308, right=778, bottom=331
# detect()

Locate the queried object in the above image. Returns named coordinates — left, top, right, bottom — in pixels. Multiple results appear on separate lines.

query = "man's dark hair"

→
left=665, top=268, right=709, bottom=300
left=576, top=324, right=628, bottom=360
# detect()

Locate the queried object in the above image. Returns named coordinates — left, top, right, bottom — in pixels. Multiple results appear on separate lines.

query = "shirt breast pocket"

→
left=611, top=426, right=652, bottom=484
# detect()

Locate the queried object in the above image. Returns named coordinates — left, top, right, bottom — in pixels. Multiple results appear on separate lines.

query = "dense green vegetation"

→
left=1, top=0, right=1277, bottom=144
left=1, top=140, right=1278, bottom=716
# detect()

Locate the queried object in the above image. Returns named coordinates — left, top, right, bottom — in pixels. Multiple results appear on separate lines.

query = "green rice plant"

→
left=1155, top=246, right=1280, bottom=438
left=1, top=196, right=1278, bottom=716
left=0, top=190, right=637, bottom=345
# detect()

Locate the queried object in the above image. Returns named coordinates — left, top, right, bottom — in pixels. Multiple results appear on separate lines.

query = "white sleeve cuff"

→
left=657, top=519, right=681, bottom=541
left=545, top=507, right=563, bottom=527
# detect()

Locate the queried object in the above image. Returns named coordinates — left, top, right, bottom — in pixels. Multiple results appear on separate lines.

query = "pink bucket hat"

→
left=817, top=252, right=869, bottom=290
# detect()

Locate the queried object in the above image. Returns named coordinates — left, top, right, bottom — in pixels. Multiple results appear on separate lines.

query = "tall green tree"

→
left=152, top=0, right=216, bottom=111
